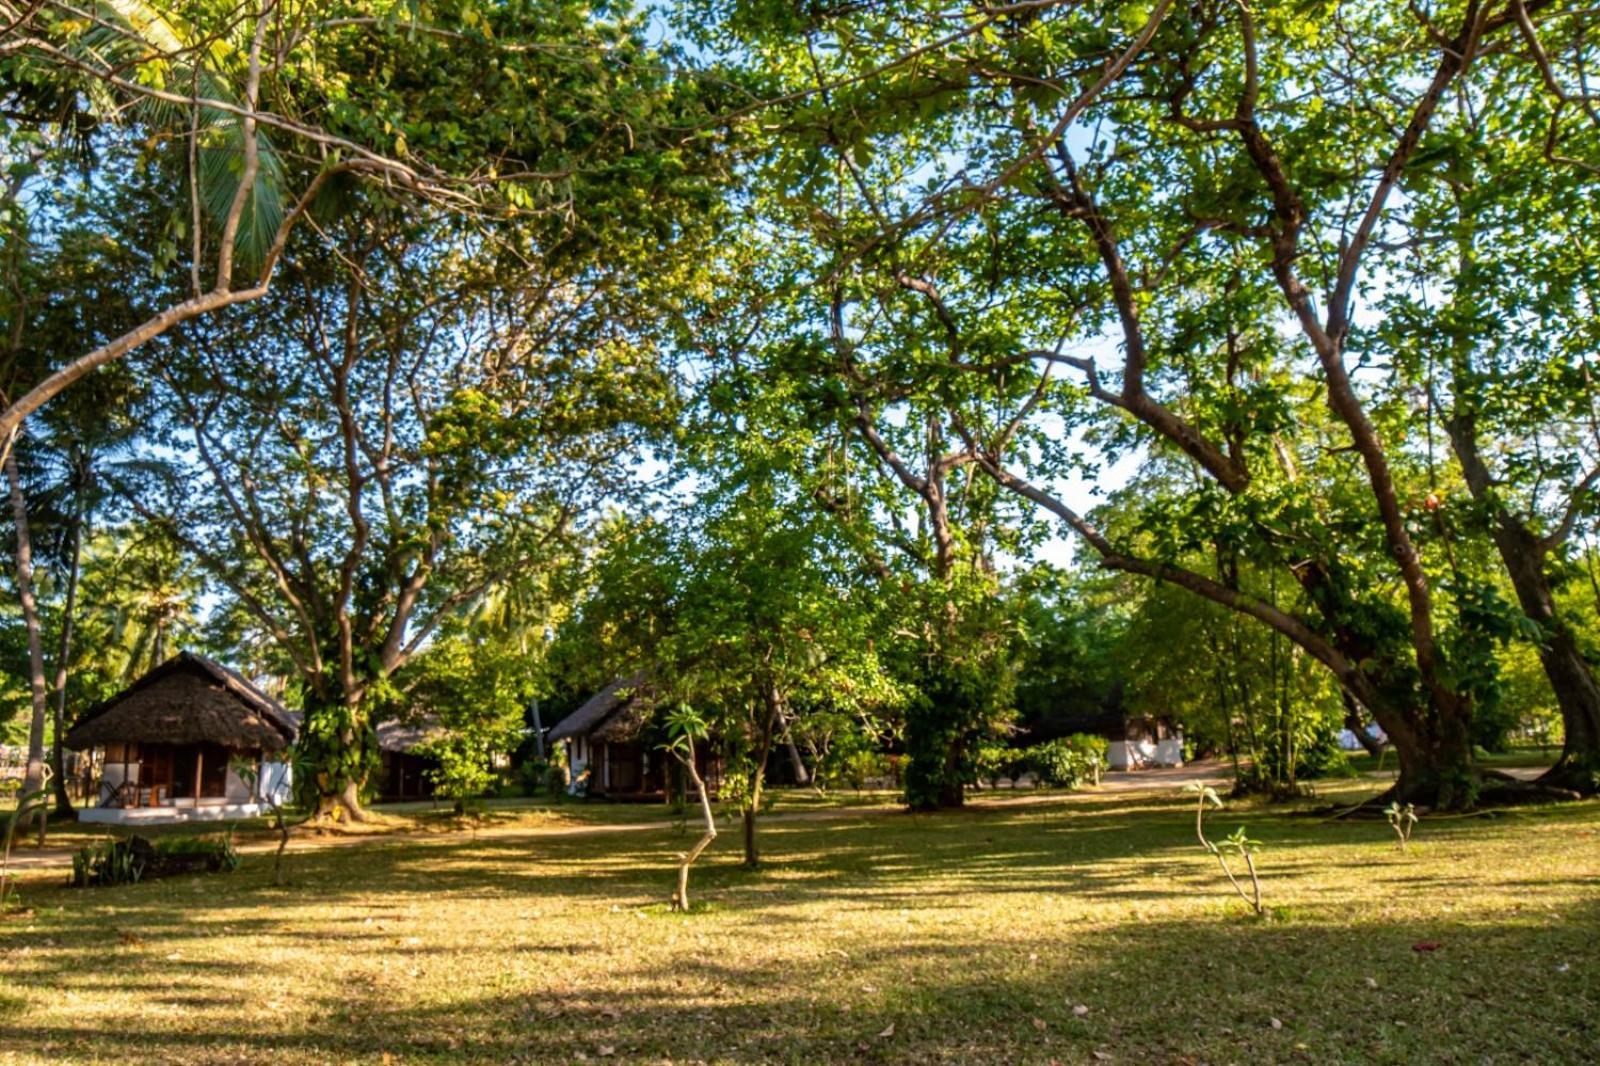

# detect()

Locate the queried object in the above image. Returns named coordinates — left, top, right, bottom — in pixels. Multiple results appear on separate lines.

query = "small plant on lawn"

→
left=1184, top=782, right=1265, bottom=916
left=662, top=704, right=717, bottom=912
left=70, top=838, right=146, bottom=888
left=1, top=787, right=50, bottom=912
left=1385, top=801, right=1419, bottom=851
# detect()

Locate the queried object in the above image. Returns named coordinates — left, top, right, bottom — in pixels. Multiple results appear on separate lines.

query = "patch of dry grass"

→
left=2, top=785, right=1596, bottom=1064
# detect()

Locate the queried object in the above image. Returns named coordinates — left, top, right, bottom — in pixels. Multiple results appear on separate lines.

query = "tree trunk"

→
left=1448, top=413, right=1600, bottom=794
left=742, top=807, right=759, bottom=869
left=937, top=734, right=966, bottom=809
left=304, top=694, right=373, bottom=823
left=1360, top=686, right=1477, bottom=809
left=779, top=709, right=810, bottom=786
left=336, top=777, right=368, bottom=822
left=49, top=469, right=86, bottom=817
left=743, top=686, right=782, bottom=868
left=5, top=449, right=49, bottom=829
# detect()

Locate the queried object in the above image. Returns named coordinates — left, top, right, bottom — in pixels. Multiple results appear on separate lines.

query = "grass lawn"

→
left=1, top=787, right=911, bottom=856
left=2, top=782, right=1597, bottom=1064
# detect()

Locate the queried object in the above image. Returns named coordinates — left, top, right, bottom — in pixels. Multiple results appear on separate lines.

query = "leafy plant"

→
left=1184, top=783, right=1265, bottom=916
left=1385, top=801, right=1419, bottom=852
left=70, top=838, right=146, bottom=888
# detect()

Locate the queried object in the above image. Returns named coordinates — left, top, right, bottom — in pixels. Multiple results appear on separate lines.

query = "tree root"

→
left=1308, top=773, right=1586, bottom=820
left=1535, top=757, right=1600, bottom=797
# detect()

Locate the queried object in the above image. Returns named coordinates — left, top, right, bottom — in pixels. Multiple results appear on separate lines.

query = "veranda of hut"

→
left=65, top=652, right=297, bottom=824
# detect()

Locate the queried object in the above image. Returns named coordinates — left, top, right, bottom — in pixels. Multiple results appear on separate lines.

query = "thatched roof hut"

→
left=548, top=672, right=652, bottom=743
left=65, top=652, right=298, bottom=753
left=546, top=673, right=719, bottom=800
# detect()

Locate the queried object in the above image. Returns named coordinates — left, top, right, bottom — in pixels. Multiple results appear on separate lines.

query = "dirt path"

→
left=2, top=760, right=1239, bottom=874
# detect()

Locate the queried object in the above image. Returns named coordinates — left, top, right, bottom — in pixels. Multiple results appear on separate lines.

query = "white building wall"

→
left=257, top=760, right=293, bottom=805
left=1108, top=737, right=1184, bottom=770
left=566, top=738, right=589, bottom=795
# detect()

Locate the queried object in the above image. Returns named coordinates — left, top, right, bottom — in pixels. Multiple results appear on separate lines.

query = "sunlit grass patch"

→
left=1, top=786, right=1596, bottom=1064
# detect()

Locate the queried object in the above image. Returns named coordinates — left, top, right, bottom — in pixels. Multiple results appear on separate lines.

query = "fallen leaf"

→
left=1269, top=1017, right=1283, bottom=1030
left=1411, top=941, right=1441, bottom=953
left=877, top=1024, right=895, bottom=1039
left=597, top=1047, right=614, bottom=1058
left=1073, top=1004, right=1090, bottom=1017
left=1363, top=977, right=1378, bottom=989
left=1092, top=1051, right=1113, bottom=1062
left=1033, top=1018, right=1048, bottom=1030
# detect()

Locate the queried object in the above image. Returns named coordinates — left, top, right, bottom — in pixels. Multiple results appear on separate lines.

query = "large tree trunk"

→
left=1448, top=414, right=1600, bottom=794
left=5, top=449, right=49, bottom=827
left=49, top=470, right=86, bottom=817
left=1494, top=539, right=1600, bottom=792
left=1356, top=683, right=1477, bottom=809
left=303, top=693, right=374, bottom=823
left=937, top=733, right=966, bottom=809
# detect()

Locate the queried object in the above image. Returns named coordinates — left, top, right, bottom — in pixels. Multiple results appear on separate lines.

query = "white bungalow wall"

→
left=566, top=737, right=589, bottom=795
left=1107, top=737, right=1184, bottom=771
left=91, top=757, right=292, bottom=813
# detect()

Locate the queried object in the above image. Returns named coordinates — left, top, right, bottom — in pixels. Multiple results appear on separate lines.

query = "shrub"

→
left=974, top=744, right=1017, bottom=787
left=71, top=839, right=146, bottom=887
left=71, top=833, right=240, bottom=888
left=1022, top=734, right=1107, bottom=788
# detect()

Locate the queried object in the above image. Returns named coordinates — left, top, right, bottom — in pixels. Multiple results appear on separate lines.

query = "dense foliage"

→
left=4, top=0, right=1600, bottom=823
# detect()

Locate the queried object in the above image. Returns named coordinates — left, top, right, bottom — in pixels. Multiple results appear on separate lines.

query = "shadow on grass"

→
left=2, top=793, right=1596, bottom=1063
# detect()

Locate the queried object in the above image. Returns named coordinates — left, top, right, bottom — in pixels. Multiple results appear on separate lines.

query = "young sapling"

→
left=1184, top=782, right=1265, bottom=916
left=1384, top=801, right=1418, bottom=852
left=233, top=760, right=294, bottom=886
left=662, top=704, right=717, bottom=912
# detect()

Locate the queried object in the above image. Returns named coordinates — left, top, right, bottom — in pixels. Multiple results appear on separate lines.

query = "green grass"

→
left=1, top=782, right=1596, bottom=1064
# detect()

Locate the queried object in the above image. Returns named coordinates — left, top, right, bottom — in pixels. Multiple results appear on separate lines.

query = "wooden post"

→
left=192, top=747, right=203, bottom=806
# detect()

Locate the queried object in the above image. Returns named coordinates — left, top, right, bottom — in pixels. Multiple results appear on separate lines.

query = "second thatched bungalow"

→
left=549, top=675, right=721, bottom=801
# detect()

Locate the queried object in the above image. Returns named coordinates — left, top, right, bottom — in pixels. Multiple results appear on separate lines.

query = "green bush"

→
left=72, top=833, right=240, bottom=887
left=974, top=744, right=1018, bottom=786
left=71, top=839, right=146, bottom=887
left=1021, top=734, right=1107, bottom=788
left=1063, top=732, right=1109, bottom=766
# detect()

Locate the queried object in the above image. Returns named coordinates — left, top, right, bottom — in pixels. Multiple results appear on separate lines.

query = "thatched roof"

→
left=64, top=652, right=298, bottom=753
left=276, top=713, right=442, bottom=755
left=548, top=673, right=651, bottom=742
left=376, top=718, right=445, bottom=754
